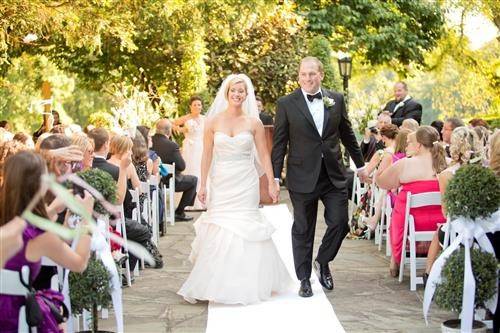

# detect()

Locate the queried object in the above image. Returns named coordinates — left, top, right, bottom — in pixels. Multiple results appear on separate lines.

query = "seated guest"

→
left=377, top=126, right=447, bottom=277
left=360, top=114, right=391, bottom=162
left=401, top=118, right=419, bottom=132
left=490, top=130, right=500, bottom=176
left=152, top=119, right=197, bottom=222
left=88, top=128, right=154, bottom=271
left=107, top=134, right=141, bottom=219
left=468, top=118, right=489, bottom=129
left=0, top=217, right=25, bottom=269
left=0, top=151, right=93, bottom=332
left=0, top=120, right=10, bottom=130
left=383, top=81, right=422, bottom=126
left=256, top=96, right=273, bottom=125
left=441, top=117, right=464, bottom=157
left=424, top=127, right=483, bottom=280
left=71, top=133, right=94, bottom=171
left=137, top=125, right=160, bottom=176
left=430, top=120, right=444, bottom=141
left=0, top=140, right=28, bottom=186
left=13, top=132, right=34, bottom=149
left=472, top=126, right=490, bottom=153
left=486, top=130, right=500, bottom=333
left=131, top=134, right=151, bottom=214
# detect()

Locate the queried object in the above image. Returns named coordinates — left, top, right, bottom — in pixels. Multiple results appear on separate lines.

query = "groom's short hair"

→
left=299, top=57, right=324, bottom=73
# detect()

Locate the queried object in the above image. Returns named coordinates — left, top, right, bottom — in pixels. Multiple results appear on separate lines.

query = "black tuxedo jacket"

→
left=151, top=133, right=186, bottom=183
left=272, top=88, right=364, bottom=193
left=383, top=98, right=422, bottom=126
left=92, top=157, right=119, bottom=181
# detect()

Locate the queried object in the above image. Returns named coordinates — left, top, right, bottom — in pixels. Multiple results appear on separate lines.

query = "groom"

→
left=272, top=57, right=368, bottom=297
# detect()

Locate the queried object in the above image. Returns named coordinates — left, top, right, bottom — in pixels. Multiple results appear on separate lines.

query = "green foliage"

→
left=69, top=254, right=112, bottom=315
left=205, top=4, right=307, bottom=109
left=297, top=0, right=445, bottom=70
left=307, top=35, right=340, bottom=91
left=434, top=247, right=497, bottom=312
left=444, top=164, right=500, bottom=220
left=88, top=111, right=115, bottom=130
left=77, top=168, right=117, bottom=216
left=0, top=54, right=112, bottom=133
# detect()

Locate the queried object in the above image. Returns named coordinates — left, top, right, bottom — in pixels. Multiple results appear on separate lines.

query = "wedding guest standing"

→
left=174, top=96, right=205, bottom=210
left=383, top=82, right=422, bottom=126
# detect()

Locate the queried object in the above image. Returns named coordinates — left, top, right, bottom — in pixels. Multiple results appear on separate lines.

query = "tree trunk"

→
left=92, top=303, right=99, bottom=333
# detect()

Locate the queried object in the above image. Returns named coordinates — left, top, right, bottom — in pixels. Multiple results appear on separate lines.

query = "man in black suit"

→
left=383, top=81, right=422, bottom=126
left=88, top=128, right=153, bottom=272
left=256, top=95, right=273, bottom=125
left=152, top=119, right=197, bottom=222
left=272, top=57, right=368, bottom=297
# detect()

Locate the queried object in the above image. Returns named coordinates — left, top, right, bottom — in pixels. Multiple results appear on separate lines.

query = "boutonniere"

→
left=323, top=96, right=335, bottom=107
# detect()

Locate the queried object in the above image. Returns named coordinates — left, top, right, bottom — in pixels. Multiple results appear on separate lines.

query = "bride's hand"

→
left=268, top=182, right=279, bottom=204
left=198, top=186, right=207, bottom=205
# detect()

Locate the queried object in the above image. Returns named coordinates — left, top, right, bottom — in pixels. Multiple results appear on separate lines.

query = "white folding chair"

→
left=40, top=256, right=62, bottom=291
left=117, top=205, right=132, bottom=287
left=162, top=163, right=176, bottom=226
left=399, top=191, right=441, bottom=291
left=0, top=266, right=33, bottom=333
left=376, top=193, right=393, bottom=256
left=149, top=175, right=161, bottom=246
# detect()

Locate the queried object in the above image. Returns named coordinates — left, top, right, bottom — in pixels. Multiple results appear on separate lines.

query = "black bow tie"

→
left=306, top=92, right=322, bottom=102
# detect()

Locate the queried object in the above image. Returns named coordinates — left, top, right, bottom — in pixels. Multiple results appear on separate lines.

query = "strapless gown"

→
left=177, top=131, right=293, bottom=305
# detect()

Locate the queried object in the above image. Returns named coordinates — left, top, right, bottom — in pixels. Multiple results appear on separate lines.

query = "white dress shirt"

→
left=301, top=88, right=324, bottom=136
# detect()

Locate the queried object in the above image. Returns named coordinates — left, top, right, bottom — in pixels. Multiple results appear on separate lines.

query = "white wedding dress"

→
left=177, top=131, right=293, bottom=305
left=182, top=116, right=205, bottom=210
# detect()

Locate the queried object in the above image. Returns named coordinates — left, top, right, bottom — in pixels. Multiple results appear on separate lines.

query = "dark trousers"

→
left=288, top=162, right=349, bottom=281
left=125, top=218, right=152, bottom=271
left=175, top=175, right=197, bottom=214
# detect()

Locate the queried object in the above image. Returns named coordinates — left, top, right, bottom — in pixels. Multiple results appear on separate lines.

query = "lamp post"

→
left=337, top=55, right=352, bottom=112
left=337, top=55, right=353, bottom=166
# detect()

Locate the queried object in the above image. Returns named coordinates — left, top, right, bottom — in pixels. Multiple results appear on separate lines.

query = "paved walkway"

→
left=100, top=191, right=451, bottom=332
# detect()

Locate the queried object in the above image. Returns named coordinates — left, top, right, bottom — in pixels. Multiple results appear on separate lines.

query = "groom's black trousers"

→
left=288, top=161, right=349, bottom=281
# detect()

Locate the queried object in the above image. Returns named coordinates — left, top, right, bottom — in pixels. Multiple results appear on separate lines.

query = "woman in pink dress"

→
left=376, top=126, right=447, bottom=277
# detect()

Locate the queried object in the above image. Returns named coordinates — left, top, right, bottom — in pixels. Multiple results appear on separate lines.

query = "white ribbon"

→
left=91, top=219, right=124, bottom=333
left=423, top=210, right=500, bottom=333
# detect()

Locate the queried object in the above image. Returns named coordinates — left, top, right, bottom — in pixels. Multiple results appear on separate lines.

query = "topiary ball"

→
left=434, top=247, right=497, bottom=312
left=69, top=254, right=112, bottom=315
left=77, top=168, right=117, bottom=216
left=444, top=164, right=500, bottom=220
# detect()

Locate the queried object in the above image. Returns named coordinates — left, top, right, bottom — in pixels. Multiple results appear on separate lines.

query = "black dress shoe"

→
left=314, top=261, right=334, bottom=291
left=299, top=279, right=313, bottom=297
left=175, top=213, right=194, bottom=222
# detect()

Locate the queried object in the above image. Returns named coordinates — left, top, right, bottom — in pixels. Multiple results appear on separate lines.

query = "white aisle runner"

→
left=206, top=204, right=345, bottom=333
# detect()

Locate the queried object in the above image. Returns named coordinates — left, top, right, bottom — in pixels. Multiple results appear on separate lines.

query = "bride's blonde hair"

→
left=449, top=126, right=483, bottom=165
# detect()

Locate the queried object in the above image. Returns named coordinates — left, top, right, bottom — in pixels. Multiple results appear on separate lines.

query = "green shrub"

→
left=444, top=164, right=500, bottom=220
left=77, top=168, right=117, bottom=216
left=69, top=254, right=112, bottom=332
left=434, top=247, right=497, bottom=312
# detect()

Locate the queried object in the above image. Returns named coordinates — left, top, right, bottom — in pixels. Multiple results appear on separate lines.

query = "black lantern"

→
left=337, top=55, right=352, bottom=112
left=338, top=56, right=352, bottom=79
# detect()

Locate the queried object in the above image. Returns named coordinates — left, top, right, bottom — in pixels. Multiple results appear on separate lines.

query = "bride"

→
left=177, top=74, right=293, bottom=305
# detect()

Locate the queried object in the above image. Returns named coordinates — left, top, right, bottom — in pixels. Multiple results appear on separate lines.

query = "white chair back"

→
left=0, top=266, right=32, bottom=332
left=162, top=163, right=176, bottom=226
left=149, top=175, right=161, bottom=245
left=399, top=191, right=441, bottom=290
